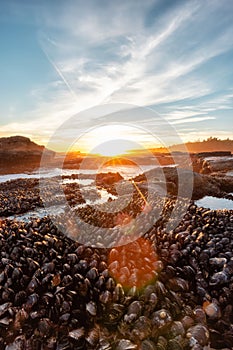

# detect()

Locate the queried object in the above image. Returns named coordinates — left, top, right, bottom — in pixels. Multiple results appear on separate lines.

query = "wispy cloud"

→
left=1, top=0, right=233, bottom=148
left=171, top=116, right=215, bottom=125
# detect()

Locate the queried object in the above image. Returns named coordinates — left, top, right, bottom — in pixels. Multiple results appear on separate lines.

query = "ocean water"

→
left=0, top=165, right=161, bottom=183
left=0, top=168, right=91, bottom=183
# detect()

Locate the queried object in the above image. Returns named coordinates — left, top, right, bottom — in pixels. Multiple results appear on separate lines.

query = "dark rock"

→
left=0, top=136, right=55, bottom=174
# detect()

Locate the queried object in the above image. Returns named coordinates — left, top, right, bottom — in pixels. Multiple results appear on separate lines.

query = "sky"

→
left=0, top=0, right=233, bottom=152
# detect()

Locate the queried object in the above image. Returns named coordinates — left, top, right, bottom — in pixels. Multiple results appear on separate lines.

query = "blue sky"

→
left=0, top=0, right=233, bottom=151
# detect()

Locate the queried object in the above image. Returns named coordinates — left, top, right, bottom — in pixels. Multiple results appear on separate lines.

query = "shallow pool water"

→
left=226, top=170, right=233, bottom=177
left=6, top=204, right=66, bottom=222
left=62, top=178, right=94, bottom=186
left=196, top=196, right=233, bottom=210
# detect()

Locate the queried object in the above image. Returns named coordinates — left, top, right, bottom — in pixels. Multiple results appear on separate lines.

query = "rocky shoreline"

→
left=1, top=167, right=232, bottom=219
left=0, top=166, right=232, bottom=349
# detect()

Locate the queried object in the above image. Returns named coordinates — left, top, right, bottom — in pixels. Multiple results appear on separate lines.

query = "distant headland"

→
left=0, top=135, right=232, bottom=175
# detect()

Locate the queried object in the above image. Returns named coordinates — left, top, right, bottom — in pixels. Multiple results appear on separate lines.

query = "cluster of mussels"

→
left=0, top=179, right=41, bottom=217
left=0, top=199, right=232, bottom=349
left=0, top=178, right=90, bottom=217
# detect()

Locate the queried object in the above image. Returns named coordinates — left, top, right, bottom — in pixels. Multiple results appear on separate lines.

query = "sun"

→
left=94, top=139, right=132, bottom=157
left=72, top=124, right=148, bottom=157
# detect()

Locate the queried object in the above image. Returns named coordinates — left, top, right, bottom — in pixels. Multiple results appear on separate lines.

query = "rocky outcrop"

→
left=96, top=172, right=124, bottom=195
left=134, top=167, right=233, bottom=200
left=201, top=156, right=233, bottom=173
left=190, top=152, right=233, bottom=174
left=0, top=135, right=44, bottom=151
left=0, top=136, right=55, bottom=174
left=197, top=151, right=231, bottom=158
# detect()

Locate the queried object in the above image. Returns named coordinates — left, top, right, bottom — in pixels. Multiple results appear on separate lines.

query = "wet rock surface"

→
left=0, top=197, right=232, bottom=349
left=190, top=152, right=233, bottom=176
left=201, top=157, right=233, bottom=174
left=134, top=168, right=233, bottom=200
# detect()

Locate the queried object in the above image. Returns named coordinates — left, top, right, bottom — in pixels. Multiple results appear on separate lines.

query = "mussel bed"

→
left=0, top=200, right=232, bottom=349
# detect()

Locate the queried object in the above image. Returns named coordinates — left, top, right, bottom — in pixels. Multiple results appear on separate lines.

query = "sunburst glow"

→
left=70, top=124, right=157, bottom=156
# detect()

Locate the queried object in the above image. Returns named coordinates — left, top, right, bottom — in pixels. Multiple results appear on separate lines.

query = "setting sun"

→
left=70, top=124, right=157, bottom=156
left=95, top=139, right=133, bottom=157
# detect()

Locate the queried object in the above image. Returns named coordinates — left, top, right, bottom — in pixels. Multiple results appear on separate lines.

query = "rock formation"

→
left=0, top=136, right=55, bottom=174
left=134, top=167, right=233, bottom=200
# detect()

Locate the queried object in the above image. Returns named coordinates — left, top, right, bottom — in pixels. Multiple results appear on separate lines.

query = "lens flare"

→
left=108, top=237, right=158, bottom=289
